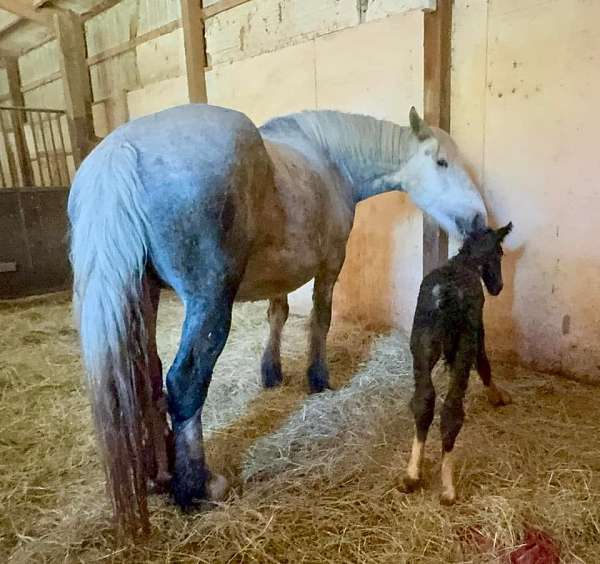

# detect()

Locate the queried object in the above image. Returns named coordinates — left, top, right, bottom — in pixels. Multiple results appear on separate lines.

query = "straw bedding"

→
left=1, top=291, right=599, bottom=562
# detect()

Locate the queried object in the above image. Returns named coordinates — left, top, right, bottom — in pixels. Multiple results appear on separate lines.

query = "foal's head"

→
left=459, top=221, right=513, bottom=295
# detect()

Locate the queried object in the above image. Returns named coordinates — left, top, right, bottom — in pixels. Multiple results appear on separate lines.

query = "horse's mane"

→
left=261, top=110, right=415, bottom=180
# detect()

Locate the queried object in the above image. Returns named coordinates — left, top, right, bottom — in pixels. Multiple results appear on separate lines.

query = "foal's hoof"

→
left=487, top=384, right=512, bottom=407
left=261, top=358, right=283, bottom=388
left=207, top=473, right=229, bottom=502
left=400, top=476, right=421, bottom=493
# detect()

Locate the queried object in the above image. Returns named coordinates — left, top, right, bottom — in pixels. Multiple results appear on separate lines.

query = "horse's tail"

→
left=69, top=139, right=151, bottom=536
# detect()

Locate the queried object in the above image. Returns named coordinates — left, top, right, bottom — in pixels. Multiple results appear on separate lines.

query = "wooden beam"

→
left=54, top=11, right=95, bottom=167
left=81, top=0, right=121, bottom=22
left=0, top=47, right=19, bottom=58
left=180, top=0, right=207, bottom=103
left=20, top=70, right=61, bottom=93
left=201, top=0, right=253, bottom=19
left=422, top=0, right=452, bottom=276
left=86, top=19, right=181, bottom=66
left=0, top=15, right=23, bottom=37
left=0, top=0, right=54, bottom=26
left=5, top=56, right=34, bottom=185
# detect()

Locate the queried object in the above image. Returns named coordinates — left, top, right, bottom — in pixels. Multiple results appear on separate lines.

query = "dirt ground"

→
left=1, top=291, right=598, bottom=563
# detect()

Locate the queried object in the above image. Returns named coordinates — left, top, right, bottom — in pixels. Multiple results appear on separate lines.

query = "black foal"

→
left=403, top=220, right=513, bottom=504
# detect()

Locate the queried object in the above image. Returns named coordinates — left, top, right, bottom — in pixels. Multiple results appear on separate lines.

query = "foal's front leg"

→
left=477, top=326, right=512, bottom=407
left=306, top=266, right=342, bottom=393
left=261, top=295, right=289, bottom=388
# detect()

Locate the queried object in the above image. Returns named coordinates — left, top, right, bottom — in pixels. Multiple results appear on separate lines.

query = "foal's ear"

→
left=496, top=221, right=513, bottom=241
left=409, top=106, right=433, bottom=141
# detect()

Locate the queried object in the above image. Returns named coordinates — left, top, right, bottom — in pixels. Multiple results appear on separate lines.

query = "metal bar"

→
left=0, top=105, right=65, bottom=114
left=0, top=111, right=18, bottom=186
left=27, top=110, right=44, bottom=187
left=46, top=112, right=64, bottom=185
left=54, top=114, right=69, bottom=183
left=37, top=111, right=58, bottom=186
left=0, top=128, right=7, bottom=187
left=36, top=112, right=54, bottom=186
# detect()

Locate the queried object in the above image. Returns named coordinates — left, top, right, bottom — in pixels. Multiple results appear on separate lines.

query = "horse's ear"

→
left=496, top=221, right=513, bottom=241
left=471, top=213, right=486, bottom=232
left=456, top=217, right=471, bottom=236
left=409, top=106, right=432, bottom=141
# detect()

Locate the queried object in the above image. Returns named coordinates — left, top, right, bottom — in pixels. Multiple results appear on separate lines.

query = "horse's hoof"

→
left=309, top=381, right=333, bottom=394
left=148, top=471, right=172, bottom=494
left=487, top=384, right=512, bottom=407
left=207, top=473, right=229, bottom=501
left=307, top=362, right=331, bottom=394
left=440, top=491, right=456, bottom=506
left=400, top=476, right=421, bottom=493
left=261, top=359, right=283, bottom=388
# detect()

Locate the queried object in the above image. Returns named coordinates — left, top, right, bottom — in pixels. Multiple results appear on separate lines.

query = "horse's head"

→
left=459, top=220, right=513, bottom=295
left=399, top=107, right=487, bottom=236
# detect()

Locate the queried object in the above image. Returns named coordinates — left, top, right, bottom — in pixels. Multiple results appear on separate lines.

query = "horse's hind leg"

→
left=167, top=279, right=239, bottom=509
left=476, top=326, right=511, bottom=407
left=306, top=256, right=345, bottom=393
left=403, top=330, right=440, bottom=492
left=142, top=275, right=173, bottom=493
left=261, top=295, right=289, bottom=388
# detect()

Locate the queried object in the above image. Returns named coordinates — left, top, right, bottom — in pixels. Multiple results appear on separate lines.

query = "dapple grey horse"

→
left=68, top=103, right=487, bottom=535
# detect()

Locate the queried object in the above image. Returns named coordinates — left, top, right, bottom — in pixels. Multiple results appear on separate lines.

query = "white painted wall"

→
left=451, top=0, right=600, bottom=379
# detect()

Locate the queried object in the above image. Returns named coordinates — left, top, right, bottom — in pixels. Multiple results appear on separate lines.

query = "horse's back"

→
left=70, top=104, right=272, bottom=294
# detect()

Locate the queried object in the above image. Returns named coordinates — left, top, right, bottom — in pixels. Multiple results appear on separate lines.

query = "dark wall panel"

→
left=0, top=188, right=71, bottom=299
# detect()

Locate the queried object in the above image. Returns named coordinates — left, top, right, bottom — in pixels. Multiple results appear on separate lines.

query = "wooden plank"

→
left=81, top=0, right=121, bottom=21
left=422, top=0, right=451, bottom=276
left=86, top=19, right=181, bottom=66
left=0, top=17, right=23, bottom=37
left=5, top=57, right=33, bottom=186
left=0, top=0, right=54, bottom=26
left=20, top=70, right=62, bottom=94
left=201, top=0, right=253, bottom=19
left=54, top=11, right=95, bottom=167
left=181, top=0, right=207, bottom=103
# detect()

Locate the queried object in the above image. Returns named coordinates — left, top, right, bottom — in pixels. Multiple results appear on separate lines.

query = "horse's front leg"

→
left=306, top=261, right=343, bottom=394
left=261, top=295, right=289, bottom=388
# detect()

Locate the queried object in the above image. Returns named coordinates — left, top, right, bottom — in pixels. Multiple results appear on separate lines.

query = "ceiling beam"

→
left=0, top=0, right=54, bottom=26
left=0, top=46, right=19, bottom=58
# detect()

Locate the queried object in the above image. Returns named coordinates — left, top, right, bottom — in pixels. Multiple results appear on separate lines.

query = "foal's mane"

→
left=261, top=110, right=415, bottom=181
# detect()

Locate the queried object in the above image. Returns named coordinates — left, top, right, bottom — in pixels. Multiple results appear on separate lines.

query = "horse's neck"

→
left=261, top=111, right=416, bottom=203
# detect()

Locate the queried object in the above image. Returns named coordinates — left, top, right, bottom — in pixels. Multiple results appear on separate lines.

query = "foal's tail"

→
left=69, top=139, right=152, bottom=536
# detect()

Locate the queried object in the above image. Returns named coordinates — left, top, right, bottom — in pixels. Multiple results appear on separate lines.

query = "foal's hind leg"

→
left=261, top=295, right=289, bottom=388
left=476, top=327, right=511, bottom=407
left=439, top=336, right=475, bottom=505
left=403, top=331, right=440, bottom=492
left=167, top=285, right=238, bottom=509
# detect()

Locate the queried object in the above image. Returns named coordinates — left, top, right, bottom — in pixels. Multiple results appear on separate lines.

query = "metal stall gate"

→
left=0, top=106, right=74, bottom=298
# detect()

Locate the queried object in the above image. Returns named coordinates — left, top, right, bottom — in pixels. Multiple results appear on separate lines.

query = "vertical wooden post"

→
left=54, top=10, right=95, bottom=168
left=5, top=57, right=33, bottom=186
left=181, top=0, right=208, bottom=103
left=422, top=0, right=452, bottom=276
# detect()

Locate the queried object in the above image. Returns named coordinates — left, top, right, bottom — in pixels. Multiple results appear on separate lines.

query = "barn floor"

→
left=1, top=292, right=599, bottom=563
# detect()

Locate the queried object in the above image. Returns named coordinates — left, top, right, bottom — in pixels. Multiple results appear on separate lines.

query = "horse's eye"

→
left=437, top=159, right=448, bottom=168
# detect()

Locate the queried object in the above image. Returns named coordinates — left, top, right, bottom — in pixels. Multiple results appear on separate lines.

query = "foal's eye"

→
left=436, top=158, right=448, bottom=168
